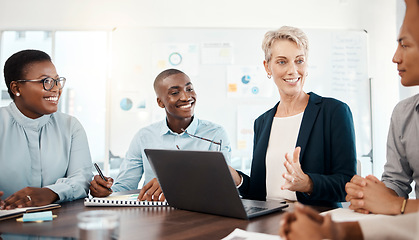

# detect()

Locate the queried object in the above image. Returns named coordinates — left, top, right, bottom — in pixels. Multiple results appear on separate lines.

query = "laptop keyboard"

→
left=244, top=206, right=268, bottom=214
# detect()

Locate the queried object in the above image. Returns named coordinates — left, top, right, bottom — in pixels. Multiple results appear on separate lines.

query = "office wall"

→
left=0, top=0, right=399, bottom=177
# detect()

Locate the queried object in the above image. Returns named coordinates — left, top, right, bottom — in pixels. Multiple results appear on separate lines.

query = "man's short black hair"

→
left=153, top=68, right=186, bottom=94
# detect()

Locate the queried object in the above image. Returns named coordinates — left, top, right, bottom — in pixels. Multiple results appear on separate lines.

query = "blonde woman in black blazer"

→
left=229, top=26, right=356, bottom=208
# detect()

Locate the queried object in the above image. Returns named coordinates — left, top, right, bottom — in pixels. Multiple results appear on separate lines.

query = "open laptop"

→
left=144, top=149, right=288, bottom=219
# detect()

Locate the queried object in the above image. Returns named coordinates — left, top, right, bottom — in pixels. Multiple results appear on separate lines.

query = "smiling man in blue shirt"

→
left=89, top=69, right=231, bottom=201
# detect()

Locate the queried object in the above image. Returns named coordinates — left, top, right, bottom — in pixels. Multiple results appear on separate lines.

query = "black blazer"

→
left=238, top=92, right=356, bottom=207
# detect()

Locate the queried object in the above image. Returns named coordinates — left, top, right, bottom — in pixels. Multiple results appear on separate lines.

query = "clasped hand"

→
left=345, top=175, right=401, bottom=214
left=279, top=203, right=339, bottom=240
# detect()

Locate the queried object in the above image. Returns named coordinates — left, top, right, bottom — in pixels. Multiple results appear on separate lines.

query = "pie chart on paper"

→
left=120, top=98, right=133, bottom=111
left=241, top=75, right=251, bottom=84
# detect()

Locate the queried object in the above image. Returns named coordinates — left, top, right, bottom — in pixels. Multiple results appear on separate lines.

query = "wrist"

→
left=392, top=197, right=405, bottom=215
left=43, top=188, right=59, bottom=203
left=304, top=175, right=313, bottom=194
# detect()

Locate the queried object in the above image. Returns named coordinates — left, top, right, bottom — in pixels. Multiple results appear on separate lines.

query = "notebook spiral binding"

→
left=84, top=198, right=169, bottom=207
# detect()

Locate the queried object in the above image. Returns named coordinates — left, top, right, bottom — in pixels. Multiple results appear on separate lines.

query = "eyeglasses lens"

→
left=44, top=78, right=65, bottom=91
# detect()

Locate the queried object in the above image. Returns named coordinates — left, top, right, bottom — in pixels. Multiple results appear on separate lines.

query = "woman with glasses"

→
left=0, top=49, right=92, bottom=209
left=229, top=26, right=356, bottom=207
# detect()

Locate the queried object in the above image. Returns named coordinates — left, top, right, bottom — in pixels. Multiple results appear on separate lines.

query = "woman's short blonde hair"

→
left=262, top=26, right=309, bottom=63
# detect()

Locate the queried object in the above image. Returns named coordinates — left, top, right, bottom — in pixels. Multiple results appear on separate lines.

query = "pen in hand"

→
left=94, top=163, right=112, bottom=192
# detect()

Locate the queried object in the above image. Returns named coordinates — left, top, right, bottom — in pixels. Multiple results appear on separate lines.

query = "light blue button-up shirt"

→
left=112, top=117, right=231, bottom=192
left=0, top=102, right=93, bottom=202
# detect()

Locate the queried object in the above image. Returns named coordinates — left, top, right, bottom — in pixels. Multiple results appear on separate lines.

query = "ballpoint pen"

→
left=94, top=163, right=112, bottom=191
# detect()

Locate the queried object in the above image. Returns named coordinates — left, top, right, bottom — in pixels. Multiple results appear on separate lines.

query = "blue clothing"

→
left=238, top=92, right=356, bottom=207
left=0, top=102, right=93, bottom=202
left=112, top=117, right=232, bottom=192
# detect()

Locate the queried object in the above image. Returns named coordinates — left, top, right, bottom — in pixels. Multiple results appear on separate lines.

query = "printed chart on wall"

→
left=227, top=66, right=273, bottom=98
left=152, top=43, right=200, bottom=77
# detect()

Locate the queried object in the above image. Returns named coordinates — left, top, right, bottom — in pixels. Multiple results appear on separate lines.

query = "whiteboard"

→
left=110, top=27, right=371, bottom=173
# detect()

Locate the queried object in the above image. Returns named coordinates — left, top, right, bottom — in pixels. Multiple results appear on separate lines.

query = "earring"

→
left=16, top=93, right=20, bottom=97
left=267, top=74, right=272, bottom=79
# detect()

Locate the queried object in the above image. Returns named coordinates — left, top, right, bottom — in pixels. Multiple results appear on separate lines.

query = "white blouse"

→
left=266, top=112, right=303, bottom=201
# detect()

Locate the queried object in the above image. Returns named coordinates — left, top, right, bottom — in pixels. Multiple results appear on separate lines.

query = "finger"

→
left=3, top=195, right=21, bottom=210
left=294, top=206, right=314, bottom=223
left=279, top=213, right=296, bottom=237
left=322, top=214, right=334, bottom=231
left=90, top=179, right=111, bottom=197
left=152, top=188, right=163, bottom=201
left=345, top=182, right=364, bottom=198
left=279, top=217, right=289, bottom=237
left=146, top=184, right=161, bottom=201
left=293, top=147, right=301, bottom=163
left=350, top=175, right=367, bottom=186
left=284, top=161, right=295, bottom=175
left=139, top=179, right=160, bottom=201
left=365, top=175, right=380, bottom=183
left=3, top=194, right=18, bottom=209
left=283, top=173, right=295, bottom=183
left=348, top=199, right=365, bottom=211
left=295, top=203, right=323, bottom=223
left=160, top=193, right=166, bottom=201
left=138, top=185, right=152, bottom=201
left=90, top=179, right=101, bottom=191
left=16, top=196, right=31, bottom=208
left=105, top=177, right=114, bottom=188
left=353, top=208, right=370, bottom=214
left=94, top=175, right=113, bottom=189
left=345, top=194, right=354, bottom=202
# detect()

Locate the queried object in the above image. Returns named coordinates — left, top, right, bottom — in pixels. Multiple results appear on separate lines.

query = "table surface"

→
left=0, top=195, right=331, bottom=240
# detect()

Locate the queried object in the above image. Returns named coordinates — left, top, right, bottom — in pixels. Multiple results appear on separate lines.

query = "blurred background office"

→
left=0, top=0, right=416, bottom=196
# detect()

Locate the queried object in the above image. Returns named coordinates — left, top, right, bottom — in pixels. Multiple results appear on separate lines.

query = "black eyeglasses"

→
left=16, top=77, right=66, bottom=91
left=181, top=128, right=222, bottom=151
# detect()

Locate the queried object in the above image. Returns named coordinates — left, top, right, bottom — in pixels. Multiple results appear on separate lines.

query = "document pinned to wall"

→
left=237, top=105, right=269, bottom=156
left=201, top=42, right=233, bottom=65
left=152, top=43, right=200, bottom=77
left=227, top=65, right=274, bottom=98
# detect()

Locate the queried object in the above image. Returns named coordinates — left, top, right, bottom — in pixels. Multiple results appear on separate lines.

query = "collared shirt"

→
left=0, top=102, right=93, bottom=202
left=382, top=93, right=419, bottom=198
left=112, top=117, right=232, bottom=192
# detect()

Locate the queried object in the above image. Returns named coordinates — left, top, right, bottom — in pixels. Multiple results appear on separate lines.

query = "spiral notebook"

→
left=84, top=194, right=169, bottom=207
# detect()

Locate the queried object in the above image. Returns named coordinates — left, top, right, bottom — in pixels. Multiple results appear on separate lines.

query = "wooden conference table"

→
left=0, top=193, right=331, bottom=240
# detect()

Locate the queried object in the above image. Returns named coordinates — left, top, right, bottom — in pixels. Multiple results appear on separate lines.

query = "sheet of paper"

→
left=320, top=208, right=383, bottom=222
left=104, top=194, right=139, bottom=200
left=222, top=228, right=281, bottom=240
